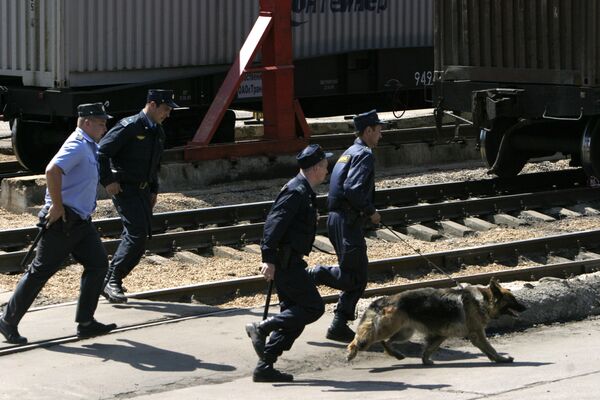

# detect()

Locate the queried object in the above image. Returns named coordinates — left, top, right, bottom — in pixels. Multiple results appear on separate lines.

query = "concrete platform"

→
left=0, top=296, right=599, bottom=400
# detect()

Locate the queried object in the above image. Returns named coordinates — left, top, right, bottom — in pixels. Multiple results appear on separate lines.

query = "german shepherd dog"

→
left=347, top=279, right=526, bottom=365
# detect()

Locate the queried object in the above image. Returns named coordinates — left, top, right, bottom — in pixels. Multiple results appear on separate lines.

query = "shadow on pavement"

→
left=364, top=360, right=552, bottom=373
left=47, top=338, right=237, bottom=372
left=274, top=379, right=450, bottom=392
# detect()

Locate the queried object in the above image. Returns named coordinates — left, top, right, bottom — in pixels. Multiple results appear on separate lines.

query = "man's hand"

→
left=260, top=262, right=275, bottom=281
left=150, top=193, right=158, bottom=209
left=105, top=182, right=122, bottom=196
left=45, top=203, right=66, bottom=226
left=370, top=211, right=381, bottom=225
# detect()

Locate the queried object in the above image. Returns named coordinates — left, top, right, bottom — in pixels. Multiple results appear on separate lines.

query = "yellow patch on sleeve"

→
left=136, top=135, right=146, bottom=140
left=337, top=155, right=351, bottom=163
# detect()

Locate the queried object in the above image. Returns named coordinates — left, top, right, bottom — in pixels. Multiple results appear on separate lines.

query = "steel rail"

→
left=0, top=185, right=598, bottom=273
left=123, top=228, right=600, bottom=301
left=0, top=168, right=588, bottom=251
left=160, top=124, right=479, bottom=162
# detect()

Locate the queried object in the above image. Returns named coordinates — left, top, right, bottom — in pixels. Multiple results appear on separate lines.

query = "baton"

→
left=262, top=280, right=274, bottom=320
left=20, top=223, right=47, bottom=269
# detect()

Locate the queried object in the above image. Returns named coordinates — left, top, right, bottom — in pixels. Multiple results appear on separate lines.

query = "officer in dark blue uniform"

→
left=98, top=89, right=179, bottom=303
left=0, top=103, right=117, bottom=344
left=309, top=110, right=385, bottom=342
left=245, top=144, right=331, bottom=382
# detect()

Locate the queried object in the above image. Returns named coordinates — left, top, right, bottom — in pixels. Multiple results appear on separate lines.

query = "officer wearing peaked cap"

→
left=308, top=109, right=385, bottom=343
left=245, top=144, right=331, bottom=383
left=98, top=89, right=179, bottom=303
left=0, top=102, right=117, bottom=344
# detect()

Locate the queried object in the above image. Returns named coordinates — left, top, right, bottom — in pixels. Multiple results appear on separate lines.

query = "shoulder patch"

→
left=120, top=116, right=136, bottom=127
left=75, top=133, right=84, bottom=141
left=337, top=154, right=351, bottom=163
left=293, top=185, right=307, bottom=195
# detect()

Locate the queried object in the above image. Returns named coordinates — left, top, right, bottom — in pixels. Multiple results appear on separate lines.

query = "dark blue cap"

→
left=353, top=109, right=385, bottom=132
left=147, top=89, right=180, bottom=108
left=297, top=144, right=333, bottom=169
left=77, top=102, right=112, bottom=119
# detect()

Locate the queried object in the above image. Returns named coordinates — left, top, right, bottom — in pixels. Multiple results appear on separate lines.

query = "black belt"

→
left=122, top=181, right=149, bottom=189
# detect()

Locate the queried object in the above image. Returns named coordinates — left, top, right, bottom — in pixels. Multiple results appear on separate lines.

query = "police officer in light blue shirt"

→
left=0, top=103, right=117, bottom=345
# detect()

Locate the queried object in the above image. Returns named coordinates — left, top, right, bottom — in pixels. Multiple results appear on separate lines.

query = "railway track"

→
left=161, top=124, right=478, bottom=163
left=2, top=228, right=600, bottom=357
left=0, top=168, right=596, bottom=273
left=0, top=160, right=32, bottom=181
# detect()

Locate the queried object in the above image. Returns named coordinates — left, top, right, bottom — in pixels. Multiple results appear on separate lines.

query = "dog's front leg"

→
left=421, top=335, right=446, bottom=365
left=382, top=341, right=405, bottom=360
left=468, top=330, right=513, bottom=363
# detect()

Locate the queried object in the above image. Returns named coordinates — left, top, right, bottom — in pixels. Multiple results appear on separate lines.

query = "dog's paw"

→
left=421, top=358, right=434, bottom=366
left=495, top=356, right=514, bottom=363
left=346, top=352, right=357, bottom=362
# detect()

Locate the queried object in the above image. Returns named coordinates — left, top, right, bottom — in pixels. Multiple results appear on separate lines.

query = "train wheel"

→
left=479, top=118, right=515, bottom=168
left=480, top=119, right=527, bottom=177
left=11, top=119, right=66, bottom=172
left=581, top=116, right=600, bottom=177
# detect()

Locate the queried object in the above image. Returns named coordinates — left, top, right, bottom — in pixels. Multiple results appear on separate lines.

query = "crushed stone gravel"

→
left=0, top=158, right=590, bottom=311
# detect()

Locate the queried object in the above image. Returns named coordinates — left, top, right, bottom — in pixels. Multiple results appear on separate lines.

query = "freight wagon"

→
left=433, top=0, right=600, bottom=177
left=0, top=0, right=434, bottom=171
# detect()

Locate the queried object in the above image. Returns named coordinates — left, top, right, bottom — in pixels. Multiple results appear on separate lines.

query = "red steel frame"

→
left=185, top=0, right=310, bottom=161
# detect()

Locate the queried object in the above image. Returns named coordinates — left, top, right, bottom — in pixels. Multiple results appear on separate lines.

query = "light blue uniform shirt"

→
left=44, top=127, right=99, bottom=220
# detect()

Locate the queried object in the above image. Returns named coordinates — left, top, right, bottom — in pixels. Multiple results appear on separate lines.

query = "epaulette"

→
left=119, top=116, right=137, bottom=127
left=75, top=133, right=84, bottom=141
left=292, top=184, right=307, bottom=195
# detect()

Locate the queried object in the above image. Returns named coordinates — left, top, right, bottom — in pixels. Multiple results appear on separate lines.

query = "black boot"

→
left=77, top=319, right=117, bottom=338
left=253, top=361, right=293, bottom=383
left=326, top=314, right=355, bottom=343
left=245, top=322, right=268, bottom=360
left=0, top=317, right=27, bottom=345
left=102, top=276, right=127, bottom=304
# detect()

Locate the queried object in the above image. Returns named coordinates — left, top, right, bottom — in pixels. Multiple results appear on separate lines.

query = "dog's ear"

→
left=489, top=277, right=503, bottom=298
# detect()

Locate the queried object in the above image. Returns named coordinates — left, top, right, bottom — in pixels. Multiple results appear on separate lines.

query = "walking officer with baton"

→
left=308, top=109, right=385, bottom=343
left=245, top=144, right=331, bottom=382
left=0, top=103, right=117, bottom=344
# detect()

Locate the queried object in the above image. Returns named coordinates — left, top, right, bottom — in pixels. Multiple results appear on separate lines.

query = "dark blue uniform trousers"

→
left=309, top=211, right=368, bottom=321
left=107, top=184, right=152, bottom=283
left=262, top=256, right=324, bottom=365
left=3, top=215, right=108, bottom=325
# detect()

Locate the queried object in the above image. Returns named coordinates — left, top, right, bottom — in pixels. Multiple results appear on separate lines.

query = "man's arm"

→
left=98, top=122, right=130, bottom=191
left=343, top=151, right=376, bottom=216
left=45, top=163, right=66, bottom=226
left=260, top=189, right=302, bottom=264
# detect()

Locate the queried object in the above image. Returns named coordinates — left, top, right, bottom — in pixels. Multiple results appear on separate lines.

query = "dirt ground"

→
left=1, top=158, right=594, bottom=308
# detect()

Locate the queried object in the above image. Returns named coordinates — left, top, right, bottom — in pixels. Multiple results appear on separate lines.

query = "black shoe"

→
left=77, top=320, right=117, bottom=338
left=102, top=282, right=128, bottom=303
left=326, top=317, right=355, bottom=343
left=245, top=322, right=267, bottom=360
left=0, top=317, right=27, bottom=345
left=253, top=366, right=294, bottom=383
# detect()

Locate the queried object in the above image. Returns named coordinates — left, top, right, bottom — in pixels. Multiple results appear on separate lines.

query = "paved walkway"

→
left=0, top=298, right=598, bottom=399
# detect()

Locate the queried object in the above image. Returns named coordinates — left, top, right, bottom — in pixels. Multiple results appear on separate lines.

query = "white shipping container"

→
left=0, top=0, right=432, bottom=88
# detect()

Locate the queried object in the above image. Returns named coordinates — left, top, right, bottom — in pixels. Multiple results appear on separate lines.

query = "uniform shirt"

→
left=98, top=111, right=165, bottom=193
left=261, top=174, right=318, bottom=265
left=44, top=128, right=99, bottom=220
left=328, top=137, right=376, bottom=216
